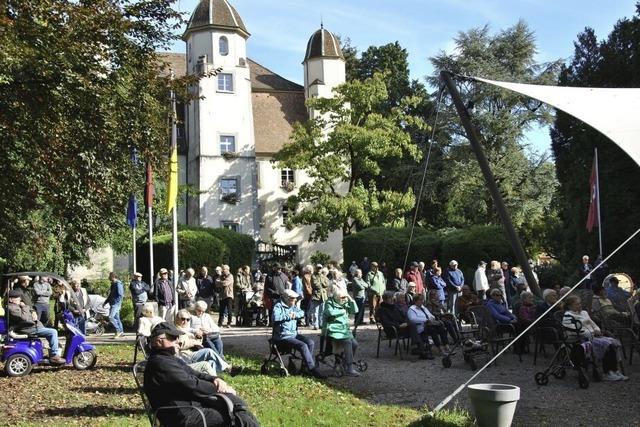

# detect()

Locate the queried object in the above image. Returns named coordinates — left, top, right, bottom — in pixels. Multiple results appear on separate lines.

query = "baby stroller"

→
left=315, top=332, right=368, bottom=377
left=260, top=337, right=305, bottom=376
left=85, top=306, right=110, bottom=336
left=534, top=311, right=600, bottom=389
left=238, top=286, right=267, bottom=327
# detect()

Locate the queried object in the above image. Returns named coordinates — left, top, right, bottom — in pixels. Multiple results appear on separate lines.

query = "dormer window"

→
left=219, top=36, right=229, bottom=56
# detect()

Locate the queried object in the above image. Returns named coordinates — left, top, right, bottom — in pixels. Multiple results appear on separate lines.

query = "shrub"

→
left=535, top=262, right=567, bottom=289
left=440, top=225, right=515, bottom=281
left=206, top=228, right=255, bottom=272
left=343, top=227, right=436, bottom=270
left=310, top=251, right=332, bottom=266
left=137, top=230, right=229, bottom=280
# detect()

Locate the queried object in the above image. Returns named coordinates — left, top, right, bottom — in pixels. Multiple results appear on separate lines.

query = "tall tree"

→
left=273, top=73, right=426, bottom=241
left=551, top=4, right=640, bottom=274
left=0, top=0, right=184, bottom=271
left=428, top=21, right=561, bottom=251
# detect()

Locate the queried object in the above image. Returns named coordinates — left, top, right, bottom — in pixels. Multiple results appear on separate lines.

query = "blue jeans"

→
left=74, top=315, right=86, bottom=335
left=35, top=303, right=50, bottom=326
left=203, top=334, right=224, bottom=356
left=309, top=300, right=324, bottom=328
left=276, top=334, right=316, bottom=371
left=35, top=326, right=61, bottom=357
left=354, top=297, right=365, bottom=327
left=108, top=303, right=123, bottom=333
left=190, top=348, right=229, bottom=375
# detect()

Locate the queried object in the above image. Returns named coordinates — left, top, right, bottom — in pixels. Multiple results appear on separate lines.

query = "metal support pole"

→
left=440, top=71, right=541, bottom=297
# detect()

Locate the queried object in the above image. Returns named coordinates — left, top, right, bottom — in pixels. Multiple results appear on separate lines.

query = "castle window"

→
left=221, top=221, right=239, bottom=232
left=281, top=168, right=295, bottom=190
left=282, top=203, right=290, bottom=224
left=219, top=135, right=236, bottom=153
left=219, top=36, right=229, bottom=56
left=217, top=73, right=233, bottom=92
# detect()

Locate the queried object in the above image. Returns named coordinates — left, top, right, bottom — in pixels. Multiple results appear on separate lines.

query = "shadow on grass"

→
left=72, top=386, right=138, bottom=395
left=41, top=405, right=146, bottom=417
left=98, top=364, right=132, bottom=373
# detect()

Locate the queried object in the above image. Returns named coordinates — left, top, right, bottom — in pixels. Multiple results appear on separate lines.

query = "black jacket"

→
left=376, top=302, right=406, bottom=328
left=144, top=348, right=219, bottom=426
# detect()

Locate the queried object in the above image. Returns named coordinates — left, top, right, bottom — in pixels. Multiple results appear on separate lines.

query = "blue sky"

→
left=170, top=0, right=637, bottom=152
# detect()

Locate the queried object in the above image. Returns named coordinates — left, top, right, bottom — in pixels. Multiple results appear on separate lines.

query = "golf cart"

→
left=0, top=272, right=97, bottom=376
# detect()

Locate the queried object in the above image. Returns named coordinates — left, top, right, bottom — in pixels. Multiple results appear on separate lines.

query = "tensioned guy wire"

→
left=402, top=87, right=445, bottom=271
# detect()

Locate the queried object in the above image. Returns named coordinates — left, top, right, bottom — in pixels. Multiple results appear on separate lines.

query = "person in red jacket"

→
left=404, top=262, right=424, bottom=297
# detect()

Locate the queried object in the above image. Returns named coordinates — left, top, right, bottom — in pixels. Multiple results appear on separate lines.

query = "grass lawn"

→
left=0, top=344, right=472, bottom=426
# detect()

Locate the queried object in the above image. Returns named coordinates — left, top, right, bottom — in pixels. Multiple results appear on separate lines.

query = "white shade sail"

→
left=473, top=77, right=640, bottom=167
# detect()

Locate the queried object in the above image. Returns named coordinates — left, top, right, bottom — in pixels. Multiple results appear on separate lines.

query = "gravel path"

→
left=219, top=323, right=640, bottom=426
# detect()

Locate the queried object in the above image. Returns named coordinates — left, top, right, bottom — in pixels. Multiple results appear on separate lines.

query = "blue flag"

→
left=126, top=194, right=138, bottom=228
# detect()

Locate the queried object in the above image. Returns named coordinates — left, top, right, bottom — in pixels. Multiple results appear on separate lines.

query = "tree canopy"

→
left=0, top=0, right=183, bottom=271
left=274, top=73, right=426, bottom=241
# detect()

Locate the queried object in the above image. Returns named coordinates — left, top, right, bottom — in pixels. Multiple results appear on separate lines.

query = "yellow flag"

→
left=166, top=144, right=178, bottom=213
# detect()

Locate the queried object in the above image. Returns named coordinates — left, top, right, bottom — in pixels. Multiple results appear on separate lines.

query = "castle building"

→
left=164, top=0, right=346, bottom=263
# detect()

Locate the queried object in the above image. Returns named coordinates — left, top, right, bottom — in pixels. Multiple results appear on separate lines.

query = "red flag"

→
left=145, top=162, right=154, bottom=210
left=586, top=157, right=599, bottom=232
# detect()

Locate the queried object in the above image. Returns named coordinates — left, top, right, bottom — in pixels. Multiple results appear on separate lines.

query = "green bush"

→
left=82, top=278, right=111, bottom=295
left=179, top=226, right=255, bottom=272
left=310, top=251, right=332, bottom=266
left=137, top=230, right=229, bottom=280
left=535, top=262, right=567, bottom=289
left=440, top=225, right=515, bottom=281
left=343, top=227, right=437, bottom=270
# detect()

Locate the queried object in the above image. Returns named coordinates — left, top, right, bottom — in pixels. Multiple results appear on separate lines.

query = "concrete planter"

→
left=467, top=383, right=520, bottom=427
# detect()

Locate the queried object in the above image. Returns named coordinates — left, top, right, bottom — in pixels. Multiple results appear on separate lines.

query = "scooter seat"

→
left=8, top=331, right=29, bottom=339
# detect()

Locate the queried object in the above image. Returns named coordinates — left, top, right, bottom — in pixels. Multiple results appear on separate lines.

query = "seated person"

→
left=563, top=295, right=628, bottom=381
left=456, top=285, right=482, bottom=323
left=7, top=289, right=65, bottom=364
left=272, top=289, right=325, bottom=379
left=407, top=294, right=448, bottom=358
left=137, top=303, right=165, bottom=337
left=144, top=322, right=259, bottom=427
left=174, top=310, right=240, bottom=377
left=376, top=291, right=410, bottom=338
left=516, top=291, right=537, bottom=325
left=486, top=288, right=517, bottom=327
left=393, top=291, right=409, bottom=315
left=592, top=285, right=630, bottom=330
left=426, top=290, right=458, bottom=344
left=190, top=301, right=223, bottom=356
left=322, top=288, right=360, bottom=377
left=405, top=282, right=417, bottom=307
left=606, top=276, right=631, bottom=313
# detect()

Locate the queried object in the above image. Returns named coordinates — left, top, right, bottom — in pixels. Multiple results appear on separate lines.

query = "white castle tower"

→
left=182, top=0, right=258, bottom=235
left=303, top=24, right=346, bottom=119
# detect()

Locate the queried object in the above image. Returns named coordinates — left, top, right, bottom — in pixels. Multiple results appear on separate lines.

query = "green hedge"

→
left=137, top=229, right=229, bottom=280
left=343, top=227, right=438, bottom=270
left=179, top=226, right=255, bottom=272
left=440, top=225, right=515, bottom=281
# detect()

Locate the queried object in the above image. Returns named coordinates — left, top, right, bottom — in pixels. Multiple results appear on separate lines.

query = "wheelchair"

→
left=260, top=338, right=305, bottom=376
left=314, top=333, right=367, bottom=377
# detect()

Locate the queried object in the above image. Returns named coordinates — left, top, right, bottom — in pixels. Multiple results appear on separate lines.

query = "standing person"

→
left=216, top=265, right=234, bottom=328
left=103, top=272, right=124, bottom=338
left=348, top=261, right=358, bottom=280
left=301, top=265, right=314, bottom=327
left=310, top=265, right=328, bottom=330
left=391, top=268, right=408, bottom=292
left=501, top=261, right=512, bottom=307
left=130, top=272, right=150, bottom=329
left=196, top=267, right=215, bottom=311
left=365, top=262, right=386, bottom=324
left=155, top=268, right=175, bottom=322
left=473, top=261, right=489, bottom=299
left=235, top=265, right=252, bottom=323
left=359, top=257, right=370, bottom=277
left=444, top=261, right=464, bottom=315
left=33, top=275, right=53, bottom=326
left=177, top=268, right=197, bottom=310
left=69, top=279, right=89, bottom=334
left=351, top=269, right=368, bottom=327
left=428, top=267, right=447, bottom=305
left=290, top=269, right=303, bottom=308
left=404, top=262, right=424, bottom=297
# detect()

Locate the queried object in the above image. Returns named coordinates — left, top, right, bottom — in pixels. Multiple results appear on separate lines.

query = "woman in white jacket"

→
left=473, top=261, right=489, bottom=300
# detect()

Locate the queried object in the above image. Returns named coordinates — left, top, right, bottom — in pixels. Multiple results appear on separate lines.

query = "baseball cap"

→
left=150, top=322, right=184, bottom=339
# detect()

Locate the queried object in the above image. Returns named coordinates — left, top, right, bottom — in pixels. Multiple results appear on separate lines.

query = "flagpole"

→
left=595, top=147, right=603, bottom=257
left=148, top=204, right=154, bottom=290
left=132, top=226, right=137, bottom=273
left=170, top=73, right=179, bottom=309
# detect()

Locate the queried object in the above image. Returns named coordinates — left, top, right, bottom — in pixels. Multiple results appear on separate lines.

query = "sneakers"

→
left=344, top=369, right=360, bottom=377
left=615, top=371, right=629, bottom=381
left=228, top=366, right=244, bottom=377
left=114, top=331, right=125, bottom=338
left=604, top=371, right=622, bottom=381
